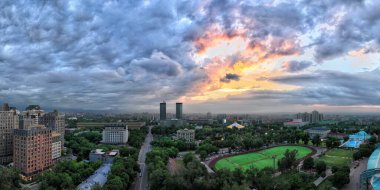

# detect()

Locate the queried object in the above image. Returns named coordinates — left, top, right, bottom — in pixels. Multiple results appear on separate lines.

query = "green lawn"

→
left=215, top=146, right=312, bottom=171
left=315, top=149, right=354, bottom=167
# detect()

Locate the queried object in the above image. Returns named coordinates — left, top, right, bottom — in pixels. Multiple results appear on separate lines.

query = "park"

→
left=213, top=145, right=314, bottom=171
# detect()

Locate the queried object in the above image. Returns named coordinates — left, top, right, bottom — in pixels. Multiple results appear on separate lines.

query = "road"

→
left=130, top=126, right=153, bottom=190
left=342, top=157, right=368, bottom=190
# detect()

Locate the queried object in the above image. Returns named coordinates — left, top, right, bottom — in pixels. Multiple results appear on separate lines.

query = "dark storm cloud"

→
left=0, top=0, right=209, bottom=111
left=310, top=0, right=380, bottom=61
left=282, top=61, right=313, bottom=72
left=0, top=0, right=379, bottom=111
left=220, top=73, right=240, bottom=83
left=129, top=51, right=182, bottom=77
left=267, top=69, right=380, bottom=105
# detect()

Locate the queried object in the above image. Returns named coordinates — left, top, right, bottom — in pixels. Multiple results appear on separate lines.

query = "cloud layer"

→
left=0, top=0, right=380, bottom=112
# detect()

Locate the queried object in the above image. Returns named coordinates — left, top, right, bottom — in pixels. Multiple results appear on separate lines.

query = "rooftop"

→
left=227, top=122, right=245, bottom=129
left=91, top=149, right=105, bottom=155
left=307, top=127, right=330, bottom=131
left=77, top=163, right=112, bottom=190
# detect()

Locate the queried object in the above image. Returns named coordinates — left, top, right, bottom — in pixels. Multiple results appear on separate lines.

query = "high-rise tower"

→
left=176, top=102, right=183, bottom=119
left=160, top=102, right=166, bottom=120
left=0, top=103, right=19, bottom=164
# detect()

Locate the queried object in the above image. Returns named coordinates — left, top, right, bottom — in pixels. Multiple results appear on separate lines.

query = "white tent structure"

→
left=226, top=122, right=245, bottom=129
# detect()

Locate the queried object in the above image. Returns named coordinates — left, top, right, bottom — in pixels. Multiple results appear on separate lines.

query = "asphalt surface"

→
left=129, top=126, right=153, bottom=190
left=342, top=157, right=368, bottom=190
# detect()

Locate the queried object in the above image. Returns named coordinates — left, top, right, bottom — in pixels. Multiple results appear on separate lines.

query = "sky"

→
left=1, top=0, right=380, bottom=113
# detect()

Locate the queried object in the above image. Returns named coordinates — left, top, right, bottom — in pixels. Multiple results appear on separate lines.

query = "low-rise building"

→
left=89, top=149, right=119, bottom=164
left=283, top=119, right=308, bottom=128
left=176, top=128, right=195, bottom=142
left=327, top=132, right=348, bottom=140
left=306, top=127, right=331, bottom=138
left=126, top=122, right=146, bottom=130
left=160, top=119, right=187, bottom=127
left=102, top=124, right=128, bottom=144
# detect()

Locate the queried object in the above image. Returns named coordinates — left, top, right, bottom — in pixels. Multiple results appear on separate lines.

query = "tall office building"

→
left=13, top=125, right=53, bottom=181
left=296, top=111, right=323, bottom=123
left=311, top=110, right=323, bottom=123
left=176, top=102, right=183, bottom=119
left=0, top=104, right=19, bottom=164
left=160, top=102, right=166, bottom=120
left=207, top=112, right=212, bottom=119
left=296, top=112, right=311, bottom=122
left=40, top=110, right=65, bottom=148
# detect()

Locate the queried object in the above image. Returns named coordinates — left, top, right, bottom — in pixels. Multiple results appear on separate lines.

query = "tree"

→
left=183, top=153, right=196, bottom=165
left=303, top=157, right=314, bottom=170
left=325, top=138, right=333, bottom=148
left=197, top=143, right=218, bottom=155
left=221, top=183, right=250, bottom=190
left=312, top=135, right=321, bottom=146
left=369, top=136, right=377, bottom=145
left=92, top=183, right=102, bottom=190
left=278, top=150, right=298, bottom=171
left=331, top=171, right=350, bottom=189
left=103, top=176, right=124, bottom=190
left=0, top=167, right=21, bottom=190
left=232, top=168, right=245, bottom=185
left=353, top=151, right=362, bottom=160
left=183, top=160, right=207, bottom=183
left=150, top=168, right=169, bottom=190
left=331, top=166, right=338, bottom=173
left=302, top=134, right=310, bottom=145
left=315, top=161, right=326, bottom=175
left=199, top=150, right=207, bottom=161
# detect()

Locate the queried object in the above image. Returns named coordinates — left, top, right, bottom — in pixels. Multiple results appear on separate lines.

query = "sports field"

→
left=215, top=146, right=312, bottom=171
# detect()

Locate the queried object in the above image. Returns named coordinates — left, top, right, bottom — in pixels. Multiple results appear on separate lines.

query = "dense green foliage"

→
left=65, top=131, right=100, bottom=160
left=65, top=127, right=145, bottom=160
left=278, top=149, right=298, bottom=171
left=353, top=141, right=376, bottom=160
left=303, top=157, right=314, bottom=170
left=196, top=143, right=218, bottom=155
left=103, top=157, right=139, bottom=190
left=325, top=137, right=340, bottom=149
left=40, top=160, right=102, bottom=190
left=323, top=166, right=350, bottom=189
left=312, top=135, right=321, bottom=146
left=315, top=161, right=327, bottom=175
left=128, top=127, right=148, bottom=148
left=152, top=137, right=196, bottom=151
left=0, top=167, right=21, bottom=190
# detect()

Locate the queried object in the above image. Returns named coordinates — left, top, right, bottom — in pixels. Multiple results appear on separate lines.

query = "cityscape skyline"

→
left=1, top=1, right=380, bottom=113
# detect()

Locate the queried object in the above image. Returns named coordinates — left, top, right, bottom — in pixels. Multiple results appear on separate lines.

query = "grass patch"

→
left=215, top=146, right=312, bottom=171
left=316, top=149, right=354, bottom=167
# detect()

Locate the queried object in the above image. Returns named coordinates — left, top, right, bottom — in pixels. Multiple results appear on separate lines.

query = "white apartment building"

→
left=177, top=128, right=195, bottom=142
left=102, top=124, right=129, bottom=144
